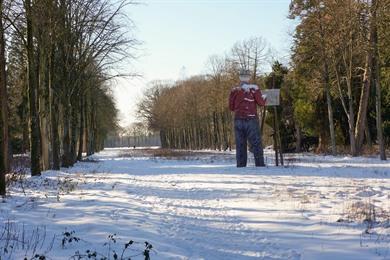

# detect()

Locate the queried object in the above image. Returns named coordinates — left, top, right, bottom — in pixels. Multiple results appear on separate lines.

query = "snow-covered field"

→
left=1, top=147, right=389, bottom=260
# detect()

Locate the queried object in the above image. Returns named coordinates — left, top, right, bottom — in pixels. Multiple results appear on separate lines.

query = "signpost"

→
left=262, top=89, right=280, bottom=106
left=262, top=87, right=283, bottom=166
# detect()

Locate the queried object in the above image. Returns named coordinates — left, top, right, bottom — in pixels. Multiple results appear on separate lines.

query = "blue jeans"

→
left=234, top=118, right=265, bottom=167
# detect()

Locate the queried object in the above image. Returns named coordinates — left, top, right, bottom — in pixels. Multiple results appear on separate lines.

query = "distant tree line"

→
left=138, top=0, right=389, bottom=161
left=0, top=0, right=137, bottom=195
left=105, top=122, right=162, bottom=148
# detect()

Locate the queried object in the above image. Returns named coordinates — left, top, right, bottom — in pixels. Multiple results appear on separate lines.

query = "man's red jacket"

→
left=229, top=83, right=266, bottom=119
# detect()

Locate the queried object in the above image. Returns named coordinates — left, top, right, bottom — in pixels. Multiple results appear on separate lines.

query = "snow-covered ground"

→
left=1, top=148, right=389, bottom=260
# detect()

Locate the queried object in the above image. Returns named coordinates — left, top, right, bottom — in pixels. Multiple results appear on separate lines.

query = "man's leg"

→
left=234, top=119, right=247, bottom=167
left=248, top=119, right=265, bottom=167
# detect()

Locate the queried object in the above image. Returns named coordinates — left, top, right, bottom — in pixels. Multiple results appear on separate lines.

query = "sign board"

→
left=262, top=89, right=280, bottom=106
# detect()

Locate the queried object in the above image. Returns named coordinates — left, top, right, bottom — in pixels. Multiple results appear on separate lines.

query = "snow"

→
left=1, top=148, right=389, bottom=259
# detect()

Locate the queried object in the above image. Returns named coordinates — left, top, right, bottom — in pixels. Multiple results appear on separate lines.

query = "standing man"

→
left=229, top=69, right=267, bottom=167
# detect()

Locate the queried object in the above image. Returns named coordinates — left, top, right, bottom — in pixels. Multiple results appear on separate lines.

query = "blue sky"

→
left=115, top=0, right=294, bottom=126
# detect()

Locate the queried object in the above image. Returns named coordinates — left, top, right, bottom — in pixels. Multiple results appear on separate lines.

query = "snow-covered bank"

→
left=1, top=148, right=389, bottom=259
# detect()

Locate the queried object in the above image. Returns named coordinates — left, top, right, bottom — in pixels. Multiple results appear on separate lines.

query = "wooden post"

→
left=271, top=74, right=284, bottom=166
left=275, top=106, right=284, bottom=166
left=273, top=107, right=279, bottom=166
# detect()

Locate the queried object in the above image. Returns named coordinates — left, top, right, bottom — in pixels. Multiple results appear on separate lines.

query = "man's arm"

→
left=229, top=88, right=238, bottom=111
left=254, top=89, right=266, bottom=106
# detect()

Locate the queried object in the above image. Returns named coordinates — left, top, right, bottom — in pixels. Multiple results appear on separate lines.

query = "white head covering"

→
left=239, top=69, right=251, bottom=83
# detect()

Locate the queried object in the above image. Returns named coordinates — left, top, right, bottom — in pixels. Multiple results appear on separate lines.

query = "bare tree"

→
left=372, top=0, right=386, bottom=160
left=328, top=0, right=360, bottom=156
left=231, top=37, right=270, bottom=81
left=25, top=0, right=42, bottom=176
left=0, top=0, right=7, bottom=195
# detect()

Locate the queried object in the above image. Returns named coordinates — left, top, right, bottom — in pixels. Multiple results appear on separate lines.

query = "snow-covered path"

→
left=1, top=148, right=390, bottom=259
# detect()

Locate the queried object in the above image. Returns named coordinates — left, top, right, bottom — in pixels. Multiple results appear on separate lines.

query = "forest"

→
left=137, top=0, right=389, bottom=159
left=0, top=0, right=137, bottom=195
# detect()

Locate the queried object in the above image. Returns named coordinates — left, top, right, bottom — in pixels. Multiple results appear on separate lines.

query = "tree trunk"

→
left=355, top=2, right=378, bottom=154
left=91, top=103, right=97, bottom=154
left=372, top=0, right=386, bottom=160
left=0, top=0, right=5, bottom=195
left=0, top=128, right=4, bottom=195
left=295, top=123, right=302, bottom=153
left=349, top=111, right=357, bottom=156
left=375, top=77, right=386, bottom=160
left=318, top=8, right=336, bottom=155
left=49, top=43, right=60, bottom=170
left=364, top=118, right=372, bottom=148
left=324, top=63, right=336, bottom=155
left=50, top=91, right=60, bottom=169
left=87, top=97, right=97, bottom=155
left=85, top=94, right=93, bottom=156
left=38, top=30, right=50, bottom=171
left=39, top=91, right=50, bottom=171
left=62, top=99, right=72, bottom=167
left=0, top=0, right=9, bottom=174
left=70, top=99, right=78, bottom=164
left=348, top=74, right=357, bottom=156
left=0, top=121, right=4, bottom=195
left=77, top=96, right=85, bottom=161
left=355, top=60, right=371, bottom=154
left=316, top=95, right=329, bottom=153
left=213, top=112, right=218, bottom=150
left=26, top=0, right=41, bottom=176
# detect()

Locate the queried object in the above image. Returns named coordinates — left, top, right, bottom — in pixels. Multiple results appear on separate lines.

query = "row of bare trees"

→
left=139, top=78, right=233, bottom=150
left=0, top=0, right=137, bottom=195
